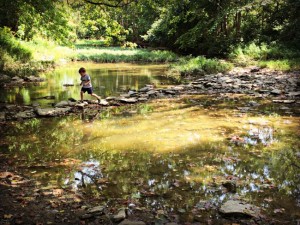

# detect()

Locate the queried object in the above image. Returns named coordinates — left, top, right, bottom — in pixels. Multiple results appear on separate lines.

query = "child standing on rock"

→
left=79, top=67, right=101, bottom=103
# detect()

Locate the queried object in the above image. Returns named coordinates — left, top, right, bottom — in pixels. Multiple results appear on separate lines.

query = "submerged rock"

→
left=35, top=107, right=71, bottom=117
left=34, top=96, right=55, bottom=100
left=219, top=200, right=261, bottom=218
left=118, top=219, right=146, bottom=225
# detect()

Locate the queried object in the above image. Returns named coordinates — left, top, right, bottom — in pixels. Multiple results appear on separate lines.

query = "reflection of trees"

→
left=6, top=117, right=84, bottom=162
left=269, top=148, right=300, bottom=195
left=3, top=109, right=300, bottom=215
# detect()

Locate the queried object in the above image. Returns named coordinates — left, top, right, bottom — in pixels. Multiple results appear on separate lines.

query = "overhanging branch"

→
left=83, top=0, right=137, bottom=7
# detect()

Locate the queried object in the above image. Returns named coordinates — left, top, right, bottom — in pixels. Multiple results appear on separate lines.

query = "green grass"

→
left=169, top=56, right=233, bottom=76
left=258, top=59, right=300, bottom=71
left=76, top=47, right=177, bottom=63
left=76, top=39, right=108, bottom=48
left=22, top=38, right=178, bottom=63
left=229, top=42, right=300, bottom=70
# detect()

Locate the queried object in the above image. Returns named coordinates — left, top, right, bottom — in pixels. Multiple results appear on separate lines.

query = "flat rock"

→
left=55, top=101, right=76, bottom=108
left=119, top=98, right=138, bottom=103
left=112, top=208, right=126, bottom=222
left=163, top=90, right=176, bottom=95
left=139, top=87, right=152, bottom=92
left=99, top=99, right=109, bottom=106
left=273, top=99, right=295, bottom=104
left=106, top=96, right=117, bottom=101
left=118, top=219, right=146, bottom=225
left=24, top=76, right=45, bottom=82
left=36, top=107, right=71, bottom=117
left=193, top=84, right=204, bottom=89
left=87, top=205, right=105, bottom=214
left=14, top=110, right=36, bottom=119
left=146, top=90, right=157, bottom=96
left=75, top=102, right=88, bottom=108
left=288, top=91, right=300, bottom=96
left=138, top=98, right=148, bottom=101
left=219, top=200, right=261, bottom=218
left=271, top=89, right=282, bottom=95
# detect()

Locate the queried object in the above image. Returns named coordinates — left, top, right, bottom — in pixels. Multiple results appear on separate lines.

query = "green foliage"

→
left=170, top=56, right=233, bottom=76
left=0, top=0, right=76, bottom=45
left=258, top=59, right=300, bottom=71
left=121, top=42, right=138, bottom=49
left=75, top=4, right=128, bottom=45
left=0, top=27, right=34, bottom=75
left=0, top=28, right=32, bottom=62
left=229, top=43, right=300, bottom=69
left=142, top=0, right=300, bottom=56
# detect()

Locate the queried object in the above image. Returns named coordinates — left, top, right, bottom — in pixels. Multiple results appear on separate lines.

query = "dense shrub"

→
left=170, top=56, right=233, bottom=76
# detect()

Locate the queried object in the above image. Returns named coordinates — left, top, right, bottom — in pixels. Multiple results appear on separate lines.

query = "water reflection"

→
left=0, top=63, right=176, bottom=106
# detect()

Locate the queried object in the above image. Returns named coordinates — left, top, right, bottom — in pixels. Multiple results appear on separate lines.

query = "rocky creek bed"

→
left=0, top=68, right=299, bottom=122
left=0, top=68, right=299, bottom=225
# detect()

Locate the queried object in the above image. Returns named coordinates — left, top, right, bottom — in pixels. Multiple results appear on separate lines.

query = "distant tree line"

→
left=0, top=0, right=299, bottom=56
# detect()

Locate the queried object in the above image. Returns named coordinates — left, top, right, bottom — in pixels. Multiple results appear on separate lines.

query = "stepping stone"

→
left=219, top=200, right=261, bottom=218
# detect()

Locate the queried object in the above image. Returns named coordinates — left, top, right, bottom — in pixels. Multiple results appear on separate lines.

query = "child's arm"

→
left=84, top=80, right=91, bottom=85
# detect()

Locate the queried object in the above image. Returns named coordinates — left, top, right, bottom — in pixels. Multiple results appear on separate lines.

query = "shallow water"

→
left=0, top=63, right=176, bottom=106
left=1, top=64, right=300, bottom=223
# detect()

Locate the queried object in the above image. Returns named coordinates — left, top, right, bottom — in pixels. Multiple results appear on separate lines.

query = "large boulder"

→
left=35, top=107, right=71, bottom=117
left=219, top=200, right=261, bottom=218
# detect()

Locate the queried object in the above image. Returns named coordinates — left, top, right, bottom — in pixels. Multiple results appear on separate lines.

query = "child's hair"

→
left=79, top=67, right=86, bottom=74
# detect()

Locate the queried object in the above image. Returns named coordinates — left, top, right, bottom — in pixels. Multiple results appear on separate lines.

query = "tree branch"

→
left=83, top=0, right=137, bottom=7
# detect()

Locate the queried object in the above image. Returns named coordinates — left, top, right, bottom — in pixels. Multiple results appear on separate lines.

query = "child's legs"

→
left=87, top=87, right=100, bottom=100
left=90, top=93, right=100, bottom=99
left=80, top=91, right=84, bottom=101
